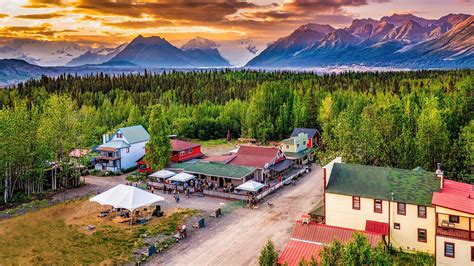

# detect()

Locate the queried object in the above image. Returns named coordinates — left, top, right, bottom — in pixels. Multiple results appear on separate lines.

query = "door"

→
left=219, top=177, right=224, bottom=187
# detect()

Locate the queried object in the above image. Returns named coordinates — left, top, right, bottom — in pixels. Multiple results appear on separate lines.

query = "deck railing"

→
left=436, top=226, right=473, bottom=241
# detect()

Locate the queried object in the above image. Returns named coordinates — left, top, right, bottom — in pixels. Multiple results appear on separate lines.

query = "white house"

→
left=95, top=125, right=150, bottom=173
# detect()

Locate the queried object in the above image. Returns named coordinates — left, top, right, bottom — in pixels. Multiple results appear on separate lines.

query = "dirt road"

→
left=149, top=165, right=324, bottom=266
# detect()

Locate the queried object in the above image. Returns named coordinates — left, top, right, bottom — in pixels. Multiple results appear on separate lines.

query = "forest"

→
left=0, top=69, right=472, bottom=203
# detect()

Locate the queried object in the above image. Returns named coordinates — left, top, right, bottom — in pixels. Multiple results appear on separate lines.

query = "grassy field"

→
left=0, top=199, right=198, bottom=264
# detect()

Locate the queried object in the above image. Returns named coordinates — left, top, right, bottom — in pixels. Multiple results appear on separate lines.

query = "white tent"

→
left=90, top=184, right=164, bottom=211
left=149, top=169, right=176, bottom=179
left=236, top=180, right=265, bottom=192
left=168, top=172, right=195, bottom=183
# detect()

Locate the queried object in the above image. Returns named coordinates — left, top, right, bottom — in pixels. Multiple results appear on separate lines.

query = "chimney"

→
left=435, top=163, right=444, bottom=189
left=102, top=134, right=109, bottom=144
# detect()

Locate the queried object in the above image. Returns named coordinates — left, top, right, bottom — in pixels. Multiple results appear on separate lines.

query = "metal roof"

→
left=326, top=163, right=441, bottom=206
left=117, top=125, right=150, bottom=144
left=269, top=159, right=293, bottom=172
left=278, top=221, right=384, bottom=265
left=183, top=162, right=256, bottom=180
left=365, top=220, right=389, bottom=235
left=432, top=179, right=474, bottom=214
left=229, top=145, right=281, bottom=169
left=171, top=139, right=201, bottom=151
left=291, top=128, right=319, bottom=138
left=98, top=140, right=130, bottom=150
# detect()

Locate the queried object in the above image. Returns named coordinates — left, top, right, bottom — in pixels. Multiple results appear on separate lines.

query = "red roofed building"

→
left=170, top=139, right=204, bottom=163
left=278, top=221, right=384, bottom=265
left=228, top=145, right=288, bottom=183
left=431, top=179, right=474, bottom=265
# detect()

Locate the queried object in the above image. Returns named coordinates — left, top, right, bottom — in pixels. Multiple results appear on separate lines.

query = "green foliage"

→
left=1, top=70, right=472, bottom=204
left=259, top=240, right=278, bottom=266
left=145, top=105, right=171, bottom=171
left=320, top=240, right=343, bottom=266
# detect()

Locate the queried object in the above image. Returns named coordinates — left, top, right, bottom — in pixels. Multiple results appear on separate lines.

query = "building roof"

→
left=432, top=179, right=474, bottom=214
left=284, top=148, right=315, bottom=159
left=201, top=154, right=236, bottom=164
left=278, top=221, right=383, bottom=266
left=326, top=163, right=441, bottom=206
left=69, top=148, right=91, bottom=158
left=183, top=162, right=256, bottom=180
left=268, top=159, right=293, bottom=172
left=282, top=137, right=296, bottom=145
left=365, top=220, right=389, bottom=235
left=291, top=128, right=319, bottom=139
left=229, top=145, right=281, bottom=169
left=171, top=139, right=201, bottom=152
left=117, top=125, right=150, bottom=144
left=98, top=140, right=130, bottom=150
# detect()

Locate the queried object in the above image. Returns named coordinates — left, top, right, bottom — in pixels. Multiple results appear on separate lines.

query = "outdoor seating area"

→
left=89, top=184, right=165, bottom=225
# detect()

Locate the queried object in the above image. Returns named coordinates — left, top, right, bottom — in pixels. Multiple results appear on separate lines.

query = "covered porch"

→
left=436, top=212, right=474, bottom=241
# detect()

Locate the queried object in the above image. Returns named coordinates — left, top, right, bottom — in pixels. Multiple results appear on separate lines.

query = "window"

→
left=352, top=196, right=360, bottom=210
left=418, top=205, right=427, bottom=218
left=188, top=148, right=193, bottom=154
left=285, top=145, right=289, bottom=149
left=397, top=202, right=406, bottom=215
left=180, top=151, right=185, bottom=156
left=303, top=141, right=306, bottom=145
left=471, top=247, right=474, bottom=262
left=449, top=215, right=459, bottom=223
left=444, top=242, right=455, bottom=258
left=374, top=199, right=382, bottom=213
left=417, top=229, right=427, bottom=242
left=394, top=223, right=400, bottom=230
left=116, top=133, right=122, bottom=138
left=296, top=143, right=300, bottom=148
left=126, top=147, right=129, bottom=153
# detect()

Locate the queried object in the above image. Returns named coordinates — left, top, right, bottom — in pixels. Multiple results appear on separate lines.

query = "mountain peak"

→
left=181, top=37, right=218, bottom=50
left=295, top=23, right=335, bottom=34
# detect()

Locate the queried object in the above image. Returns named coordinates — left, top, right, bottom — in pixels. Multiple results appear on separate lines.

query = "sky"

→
left=0, top=0, right=472, bottom=65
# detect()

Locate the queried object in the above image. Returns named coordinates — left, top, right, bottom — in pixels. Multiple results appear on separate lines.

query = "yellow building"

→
left=432, top=180, right=474, bottom=265
left=321, top=160, right=474, bottom=265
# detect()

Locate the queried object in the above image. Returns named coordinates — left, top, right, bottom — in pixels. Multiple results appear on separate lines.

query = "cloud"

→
left=0, top=23, right=77, bottom=39
left=102, top=19, right=175, bottom=29
left=15, top=12, right=64, bottom=19
left=0, top=14, right=9, bottom=19
left=23, top=0, right=64, bottom=8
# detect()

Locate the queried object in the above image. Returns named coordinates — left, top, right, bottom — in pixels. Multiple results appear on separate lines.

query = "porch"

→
left=436, top=213, right=473, bottom=241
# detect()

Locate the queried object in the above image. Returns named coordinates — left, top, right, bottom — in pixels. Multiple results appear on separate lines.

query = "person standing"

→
left=176, top=192, right=180, bottom=203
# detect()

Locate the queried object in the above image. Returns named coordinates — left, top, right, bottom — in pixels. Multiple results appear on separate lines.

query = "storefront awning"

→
left=269, top=159, right=294, bottom=172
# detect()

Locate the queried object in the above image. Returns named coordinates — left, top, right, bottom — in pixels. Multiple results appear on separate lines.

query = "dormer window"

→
left=117, top=133, right=123, bottom=138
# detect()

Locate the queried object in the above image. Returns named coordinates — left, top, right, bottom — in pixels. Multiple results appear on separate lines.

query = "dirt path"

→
left=148, top=165, right=324, bottom=266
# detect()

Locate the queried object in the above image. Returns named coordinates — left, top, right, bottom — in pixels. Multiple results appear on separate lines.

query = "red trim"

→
left=417, top=228, right=427, bottom=243
left=352, top=196, right=360, bottom=210
left=323, top=167, right=326, bottom=224
left=418, top=205, right=427, bottom=218
left=448, top=215, right=460, bottom=224
left=374, top=199, right=382, bottom=213
left=444, top=242, right=455, bottom=258
left=397, top=202, right=406, bottom=215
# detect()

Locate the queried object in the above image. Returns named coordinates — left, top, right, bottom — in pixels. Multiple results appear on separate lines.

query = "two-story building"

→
left=170, top=139, right=204, bottom=163
left=318, top=158, right=474, bottom=265
left=95, top=125, right=149, bottom=173
left=291, top=128, right=321, bottom=148
left=281, top=132, right=314, bottom=165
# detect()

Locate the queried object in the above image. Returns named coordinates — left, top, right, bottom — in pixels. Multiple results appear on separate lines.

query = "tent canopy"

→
left=236, top=180, right=265, bottom=192
left=150, top=169, right=176, bottom=179
left=90, top=184, right=164, bottom=211
left=169, top=172, right=195, bottom=183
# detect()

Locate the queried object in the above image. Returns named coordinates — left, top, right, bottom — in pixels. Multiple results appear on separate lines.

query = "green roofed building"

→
left=183, top=162, right=257, bottom=188
left=323, top=160, right=442, bottom=255
left=326, top=163, right=441, bottom=206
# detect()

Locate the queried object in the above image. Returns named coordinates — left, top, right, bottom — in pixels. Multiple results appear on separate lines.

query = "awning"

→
left=149, top=169, right=176, bottom=179
left=89, top=184, right=164, bottom=211
left=365, top=220, right=389, bottom=235
left=236, top=180, right=265, bottom=192
left=269, top=159, right=293, bottom=172
left=168, top=172, right=195, bottom=183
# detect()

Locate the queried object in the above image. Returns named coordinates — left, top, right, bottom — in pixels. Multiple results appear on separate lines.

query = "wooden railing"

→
left=436, top=226, right=473, bottom=241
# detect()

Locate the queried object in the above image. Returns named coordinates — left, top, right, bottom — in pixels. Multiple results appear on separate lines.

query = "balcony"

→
left=436, top=226, right=473, bottom=241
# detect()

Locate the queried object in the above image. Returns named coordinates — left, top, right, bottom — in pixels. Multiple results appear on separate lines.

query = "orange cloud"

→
left=0, top=14, right=9, bottom=19
left=15, top=12, right=65, bottom=19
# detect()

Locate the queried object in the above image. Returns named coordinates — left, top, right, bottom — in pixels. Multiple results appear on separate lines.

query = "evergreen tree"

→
left=145, top=105, right=171, bottom=171
left=259, top=240, right=278, bottom=266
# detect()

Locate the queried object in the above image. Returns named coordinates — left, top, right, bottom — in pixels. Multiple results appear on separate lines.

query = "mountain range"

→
left=0, top=13, right=472, bottom=85
left=246, top=13, right=473, bottom=68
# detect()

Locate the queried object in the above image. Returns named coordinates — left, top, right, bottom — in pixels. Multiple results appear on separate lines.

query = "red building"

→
left=136, top=156, right=152, bottom=175
left=170, top=139, right=204, bottom=163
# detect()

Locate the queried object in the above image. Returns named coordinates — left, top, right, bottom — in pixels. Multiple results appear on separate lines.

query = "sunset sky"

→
left=0, top=0, right=472, bottom=48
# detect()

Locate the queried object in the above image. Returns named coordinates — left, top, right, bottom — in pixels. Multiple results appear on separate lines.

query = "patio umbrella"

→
left=90, top=184, right=164, bottom=211
left=168, top=172, right=195, bottom=183
left=236, top=180, right=265, bottom=192
left=149, top=169, right=176, bottom=179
